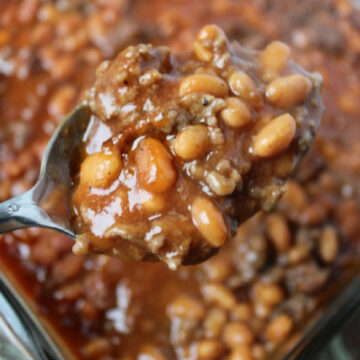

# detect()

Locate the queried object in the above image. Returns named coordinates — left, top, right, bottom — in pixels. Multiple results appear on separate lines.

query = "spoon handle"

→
left=0, top=190, right=55, bottom=234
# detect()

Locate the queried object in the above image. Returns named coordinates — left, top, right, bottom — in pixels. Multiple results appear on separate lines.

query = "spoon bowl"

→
left=0, top=105, right=91, bottom=238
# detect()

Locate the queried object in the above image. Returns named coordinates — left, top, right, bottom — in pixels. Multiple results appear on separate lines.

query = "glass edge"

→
left=282, top=274, right=360, bottom=360
left=0, top=273, right=64, bottom=360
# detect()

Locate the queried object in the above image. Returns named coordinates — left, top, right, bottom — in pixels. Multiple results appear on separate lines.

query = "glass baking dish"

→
left=1, top=263, right=360, bottom=360
left=1, top=1, right=360, bottom=359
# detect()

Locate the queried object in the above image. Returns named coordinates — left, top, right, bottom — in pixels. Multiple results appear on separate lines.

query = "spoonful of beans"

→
left=0, top=25, right=323, bottom=269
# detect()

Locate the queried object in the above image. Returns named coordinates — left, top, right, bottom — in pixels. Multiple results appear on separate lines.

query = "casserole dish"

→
left=1, top=1, right=360, bottom=359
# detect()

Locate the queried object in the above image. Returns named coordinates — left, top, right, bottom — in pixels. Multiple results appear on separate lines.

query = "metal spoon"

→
left=0, top=104, right=91, bottom=238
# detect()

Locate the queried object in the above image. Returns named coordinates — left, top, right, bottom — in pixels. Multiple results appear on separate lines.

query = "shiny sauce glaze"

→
left=71, top=25, right=322, bottom=269
left=0, top=1, right=360, bottom=360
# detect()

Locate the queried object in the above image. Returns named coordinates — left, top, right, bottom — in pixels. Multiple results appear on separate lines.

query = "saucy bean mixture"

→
left=71, top=25, right=322, bottom=269
left=1, top=1, right=360, bottom=359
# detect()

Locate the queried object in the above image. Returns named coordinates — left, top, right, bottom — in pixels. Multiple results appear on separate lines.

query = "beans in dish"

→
left=0, top=1, right=360, bottom=359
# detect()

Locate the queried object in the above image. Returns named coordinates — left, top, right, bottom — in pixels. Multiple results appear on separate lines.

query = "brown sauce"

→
left=0, top=1, right=360, bottom=359
left=70, top=26, right=322, bottom=269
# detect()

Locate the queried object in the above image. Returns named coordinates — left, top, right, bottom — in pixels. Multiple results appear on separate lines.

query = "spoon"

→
left=0, top=104, right=91, bottom=238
